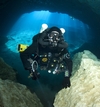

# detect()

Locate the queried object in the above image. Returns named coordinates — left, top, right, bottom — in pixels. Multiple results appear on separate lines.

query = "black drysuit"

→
left=20, top=32, right=72, bottom=77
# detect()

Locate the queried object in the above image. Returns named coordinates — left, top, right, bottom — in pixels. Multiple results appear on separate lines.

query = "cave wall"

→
left=0, top=0, right=100, bottom=38
left=54, top=50, right=100, bottom=107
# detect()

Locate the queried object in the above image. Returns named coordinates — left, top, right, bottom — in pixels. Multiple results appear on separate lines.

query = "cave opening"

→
left=5, top=10, right=93, bottom=53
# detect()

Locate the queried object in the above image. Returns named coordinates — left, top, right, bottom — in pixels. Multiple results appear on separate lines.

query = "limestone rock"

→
left=0, top=57, right=17, bottom=81
left=0, top=79, right=43, bottom=107
left=54, top=50, right=100, bottom=107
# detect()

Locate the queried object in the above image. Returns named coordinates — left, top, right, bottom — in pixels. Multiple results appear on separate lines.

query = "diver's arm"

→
left=63, top=49, right=73, bottom=77
left=38, top=32, right=50, bottom=46
left=57, top=41, right=68, bottom=48
left=62, top=49, right=73, bottom=88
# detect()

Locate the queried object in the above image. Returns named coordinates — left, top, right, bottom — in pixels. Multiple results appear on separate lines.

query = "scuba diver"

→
left=19, top=25, right=73, bottom=88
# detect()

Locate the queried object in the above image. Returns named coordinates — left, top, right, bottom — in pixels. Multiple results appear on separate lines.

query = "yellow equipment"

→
left=18, top=44, right=29, bottom=52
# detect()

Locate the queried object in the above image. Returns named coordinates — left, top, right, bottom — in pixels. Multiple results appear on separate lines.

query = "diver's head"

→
left=48, top=27, right=62, bottom=35
left=48, top=27, right=62, bottom=39
left=48, top=31, right=59, bottom=39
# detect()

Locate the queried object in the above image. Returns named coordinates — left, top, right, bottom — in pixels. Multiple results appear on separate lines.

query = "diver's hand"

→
left=50, top=41, right=57, bottom=47
left=28, top=69, right=40, bottom=80
left=31, top=71, right=40, bottom=80
left=62, top=77, right=71, bottom=88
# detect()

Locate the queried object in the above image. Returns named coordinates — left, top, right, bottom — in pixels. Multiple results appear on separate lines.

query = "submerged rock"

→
left=0, top=57, right=17, bottom=81
left=0, top=79, right=44, bottom=107
left=54, top=50, right=100, bottom=107
left=0, top=57, right=43, bottom=107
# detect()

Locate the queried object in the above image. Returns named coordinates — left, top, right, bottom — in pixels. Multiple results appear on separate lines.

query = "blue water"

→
left=0, top=10, right=95, bottom=107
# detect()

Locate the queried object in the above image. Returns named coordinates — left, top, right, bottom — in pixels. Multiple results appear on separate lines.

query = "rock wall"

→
left=0, top=79, right=43, bottom=107
left=54, top=50, right=100, bottom=107
left=0, top=0, right=100, bottom=37
left=79, top=0, right=100, bottom=15
left=0, top=57, right=43, bottom=107
left=0, top=57, right=17, bottom=81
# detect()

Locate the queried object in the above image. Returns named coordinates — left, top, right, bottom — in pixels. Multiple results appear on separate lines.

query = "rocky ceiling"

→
left=0, top=0, right=100, bottom=38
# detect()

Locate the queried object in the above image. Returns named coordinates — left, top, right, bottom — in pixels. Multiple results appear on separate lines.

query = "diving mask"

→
left=48, top=31, right=60, bottom=42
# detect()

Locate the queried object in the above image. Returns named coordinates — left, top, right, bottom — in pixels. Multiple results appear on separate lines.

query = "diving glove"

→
left=49, top=41, right=57, bottom=47
left=32, top=71, right=40, bottom=80
left=62, top=77, right=71, bottom=88
left=52, top=41, right=57, bottom=47
left=28, top=69, right=40, bottom=80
